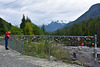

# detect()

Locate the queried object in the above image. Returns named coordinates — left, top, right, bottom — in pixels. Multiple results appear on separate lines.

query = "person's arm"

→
left=7, top=35, right=11, bottom=38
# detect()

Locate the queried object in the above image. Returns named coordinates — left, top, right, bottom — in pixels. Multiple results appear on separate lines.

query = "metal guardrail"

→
left=10, top=35, right=94, bottom=38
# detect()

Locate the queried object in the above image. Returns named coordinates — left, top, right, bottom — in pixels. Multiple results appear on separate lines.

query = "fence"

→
left=3, top=35, right=98, bottom=67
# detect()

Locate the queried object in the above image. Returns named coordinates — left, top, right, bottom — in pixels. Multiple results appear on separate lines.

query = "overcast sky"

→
left=0, top=0, right=100, bottom=26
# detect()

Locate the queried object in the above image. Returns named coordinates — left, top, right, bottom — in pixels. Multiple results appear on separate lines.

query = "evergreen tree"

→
left=20, top=14, right=25, bottom=29
left=26, top=16, right=31, bottom=22
left=41, top=24, right=46, bottom=34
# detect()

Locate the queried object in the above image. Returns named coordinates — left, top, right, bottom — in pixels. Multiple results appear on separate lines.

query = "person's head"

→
left=8, top=31, right=11, bottom=34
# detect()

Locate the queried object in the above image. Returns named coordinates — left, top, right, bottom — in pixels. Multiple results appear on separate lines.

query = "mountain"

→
left=45, top=20, right=67, bottom=32
left=74, top=3, right=100, bottom=23
left=0, top=17, right=12, bottom=35
left=63, top=3, right=100, bottom=29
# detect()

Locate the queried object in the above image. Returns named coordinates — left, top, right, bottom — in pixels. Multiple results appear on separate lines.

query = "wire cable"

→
left=0, top=0, right=18, bottom=7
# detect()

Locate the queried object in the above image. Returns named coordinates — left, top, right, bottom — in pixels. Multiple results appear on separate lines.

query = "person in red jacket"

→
left=5, top=31, right=11, bottom=50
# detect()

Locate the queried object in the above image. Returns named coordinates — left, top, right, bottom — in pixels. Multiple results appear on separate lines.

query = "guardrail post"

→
left=3, top=35, right=5, bottom=46
left=22, top=36, right=24, bottom=55
left=94, top=34, right=97, bottom=67
left=48, top=37, right=51, bottom=60
left=11, top=36, right=13, bottom=49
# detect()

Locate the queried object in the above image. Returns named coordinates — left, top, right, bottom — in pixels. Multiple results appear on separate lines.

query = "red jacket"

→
left=5, top=32, right=9, bottom=38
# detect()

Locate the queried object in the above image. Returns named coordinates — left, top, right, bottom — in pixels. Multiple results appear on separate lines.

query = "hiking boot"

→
left=5, top=48, right=9, bottom=50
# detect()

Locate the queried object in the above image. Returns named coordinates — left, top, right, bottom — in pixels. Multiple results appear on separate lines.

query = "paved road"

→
left=0, top=45, right=83, bottom=67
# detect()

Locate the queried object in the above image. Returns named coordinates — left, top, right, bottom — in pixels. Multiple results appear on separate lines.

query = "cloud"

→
left=0, top=0, right=100, bottom=26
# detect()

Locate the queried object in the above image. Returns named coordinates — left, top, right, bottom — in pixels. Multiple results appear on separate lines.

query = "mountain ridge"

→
left=61, top=3, right=100, bottom=29
left=45, top=21, right=67, bottom=32
left=74, top=3, right=100, bottom=23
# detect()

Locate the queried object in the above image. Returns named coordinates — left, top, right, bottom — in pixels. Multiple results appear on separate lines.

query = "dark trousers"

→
left=5, top=38, right=9, bottom=49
